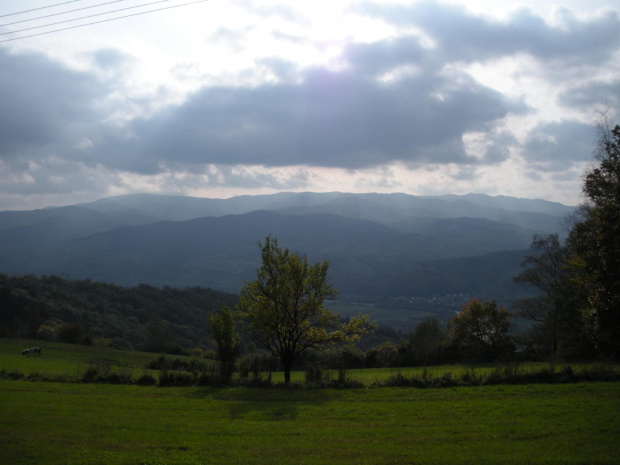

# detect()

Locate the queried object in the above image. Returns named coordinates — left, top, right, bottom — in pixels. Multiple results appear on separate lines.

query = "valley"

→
left=0, top=192, right=572, bottom=306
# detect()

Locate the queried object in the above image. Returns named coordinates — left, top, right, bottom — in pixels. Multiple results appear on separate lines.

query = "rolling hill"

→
left=0, top=192, right=574, bottom=298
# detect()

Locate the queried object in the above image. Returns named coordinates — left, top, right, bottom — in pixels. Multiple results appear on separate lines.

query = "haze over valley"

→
left=0, top=191, right=574, bottom=331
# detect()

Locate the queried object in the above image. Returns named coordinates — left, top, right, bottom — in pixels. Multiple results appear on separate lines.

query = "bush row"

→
left=144, top=354, right=212, bottom=372
left=2, top=363, right=618, bottom=389
left=371, top=364, right=620, bottom=388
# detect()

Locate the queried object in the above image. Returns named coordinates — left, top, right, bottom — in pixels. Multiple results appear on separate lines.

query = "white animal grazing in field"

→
left=22, top=347, right=41, bottom=356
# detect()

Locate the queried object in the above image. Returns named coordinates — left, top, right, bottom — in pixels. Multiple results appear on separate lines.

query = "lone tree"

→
left=567, top=116, right=620, bottom=357
left=449, top=299, right=513, bottom=362
left=238, top=236, right=371, bottom=384
left=207, top=305, right=240, bottom=382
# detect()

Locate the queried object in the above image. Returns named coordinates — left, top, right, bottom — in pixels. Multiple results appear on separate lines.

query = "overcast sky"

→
left=1, top=0, right=618, bottom=210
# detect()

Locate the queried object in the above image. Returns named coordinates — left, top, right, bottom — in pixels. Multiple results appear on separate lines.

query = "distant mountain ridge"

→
left=0, top=192, right=575, bottom=298
left=79, top=191, right=574, bottom=223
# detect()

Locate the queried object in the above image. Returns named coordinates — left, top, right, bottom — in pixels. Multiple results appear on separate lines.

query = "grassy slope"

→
left=1, top=380, right=618, bottom=464
left=1, top=338, right=619, bottom=464
left=0, top=338, right=161, bottom=380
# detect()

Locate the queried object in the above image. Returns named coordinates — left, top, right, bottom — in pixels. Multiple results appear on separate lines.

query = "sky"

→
left=1, top=0, right=619, bottom=210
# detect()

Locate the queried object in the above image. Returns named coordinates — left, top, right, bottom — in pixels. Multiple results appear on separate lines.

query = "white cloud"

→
left=0, top=0, right=618, bottom=210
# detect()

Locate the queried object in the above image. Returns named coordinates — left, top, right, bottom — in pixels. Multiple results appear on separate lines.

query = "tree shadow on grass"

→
left=227, top=400, right=300, bottom=420
left=197, top=386, right=338, bottom=421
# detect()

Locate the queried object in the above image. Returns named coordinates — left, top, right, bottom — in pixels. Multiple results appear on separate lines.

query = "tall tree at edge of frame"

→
left=567, top=114, right=620, bottom=358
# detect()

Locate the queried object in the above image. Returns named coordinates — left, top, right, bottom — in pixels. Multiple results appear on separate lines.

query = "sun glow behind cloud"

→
left=0, top=0, right=618, bottom=209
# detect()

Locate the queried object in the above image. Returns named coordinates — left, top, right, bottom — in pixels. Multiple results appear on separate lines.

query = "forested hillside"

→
left=0, top=274, right=237, bottom=350
left=0, top=192, right=573, bottom=298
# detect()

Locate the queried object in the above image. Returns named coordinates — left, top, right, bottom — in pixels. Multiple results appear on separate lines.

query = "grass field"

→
left=0, top=338, right=160, bottom=377
left=1, top=380, right=619, bottom=464
left=1, top=338, right=619, bottom=464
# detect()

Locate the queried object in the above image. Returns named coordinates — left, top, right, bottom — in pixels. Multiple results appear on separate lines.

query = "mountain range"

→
left=0, top=192, right=575, bottom=299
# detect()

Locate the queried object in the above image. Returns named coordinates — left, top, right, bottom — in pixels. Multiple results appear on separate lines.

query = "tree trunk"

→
left=283, top=357, right=293, bottom=385
left=281, top=351, right=295, bottom=385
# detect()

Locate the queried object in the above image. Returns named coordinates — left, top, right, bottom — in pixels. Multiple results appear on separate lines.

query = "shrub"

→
left=81, top=357, right=132, bottom=384
left=136, top=372, right=157, bottom=386
left=145, top=354, right=211, bottom=373
left=103, top=370, right=134, bottom=384
left=188, top=348, right=204, bottom=358
left=92, top=338, right=112, bottom=348
left=195, top=372, right=218, bottom=386
left=460, top=368, right=483, bottom=386
left=305, top=364, right=330, bottom=386
left=577, top=364, right=619, bottom=382
left=0, top=369, right=25, bottom=380
left=158, top=369, right=195, bottom=387
left=237, top=353, right=277, bottom=382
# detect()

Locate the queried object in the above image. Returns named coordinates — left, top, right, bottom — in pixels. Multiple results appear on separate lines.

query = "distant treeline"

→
left=0, top=274, right=238, bottom=351
left=0, top=272, right=402, bottom=355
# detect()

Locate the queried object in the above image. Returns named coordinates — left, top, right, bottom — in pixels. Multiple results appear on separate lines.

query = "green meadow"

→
left=1, top=339, right=619, bottom=464
left=2, top=380, right=619, bottom=464
left=0, top=339, right=160, bottom=378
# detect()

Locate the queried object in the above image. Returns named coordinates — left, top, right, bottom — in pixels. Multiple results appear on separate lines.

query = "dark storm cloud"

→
left=0, top=49, right=106, bottom=160
left=559, top=80, right=620, bottom=111
left=0, top=48, right=114, bottom=197
left=522, top=121, right=595, bottom=172
left=87, top=2, right=620, bottom=174
left=106, top=69, right=512, bottom=170
left=2, top=0, right=618, bottom=197
left=482, top=132, right=518, bottom=164
left=95, top=36, right=521, bottom=173
left=356, top=1, right=620, bottom=65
